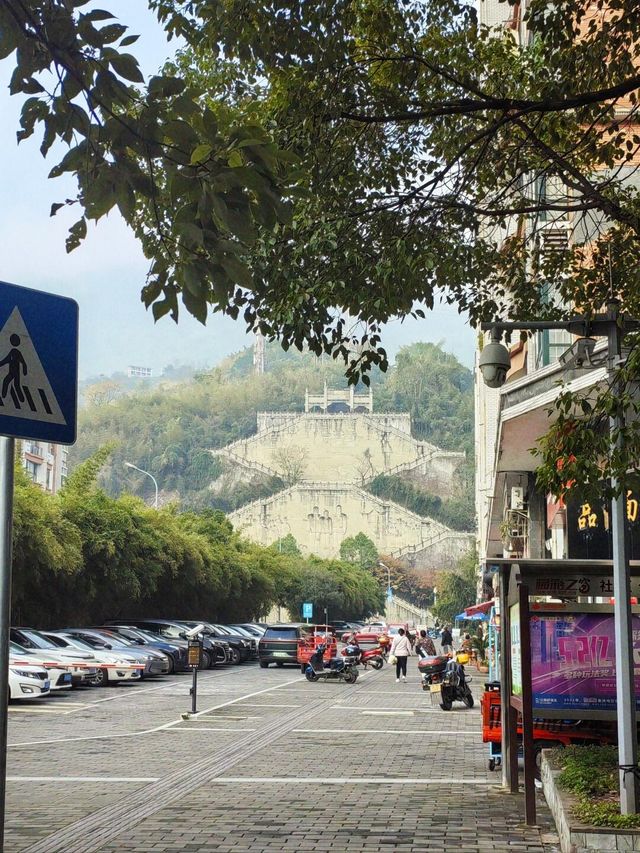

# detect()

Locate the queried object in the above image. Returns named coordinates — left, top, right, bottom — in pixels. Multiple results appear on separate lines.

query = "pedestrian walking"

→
left=389, top=628, right=412, bottom=682
left=414, top=629, right=436, bottom=657
left=441, top=625, right=453, bottom=655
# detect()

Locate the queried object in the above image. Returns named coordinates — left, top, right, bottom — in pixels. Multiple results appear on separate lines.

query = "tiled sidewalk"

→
left=8, top=666, right=560, bottom=853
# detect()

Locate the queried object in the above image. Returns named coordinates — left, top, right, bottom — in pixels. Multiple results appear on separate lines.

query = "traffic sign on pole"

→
left=0, top=281, right=78, bottom=444
left=302, top=602, right=313, bottom=620
left=0, top=281, right=78, bottom=851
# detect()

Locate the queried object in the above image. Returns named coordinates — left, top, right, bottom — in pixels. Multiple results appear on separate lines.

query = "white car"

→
left=44, top=632, right=143, bottom=686
left=11, top=628, right=99, bottom=686
left=9, top=642, right=73, bottom=691
left=8, top=661, right=50, bottom=700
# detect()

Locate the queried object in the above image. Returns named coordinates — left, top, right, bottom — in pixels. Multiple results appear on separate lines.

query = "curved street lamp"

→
left=123, top=461, right=158, bottom=509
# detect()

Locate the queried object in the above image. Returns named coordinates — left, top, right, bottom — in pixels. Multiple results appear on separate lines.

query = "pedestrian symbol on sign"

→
left=0, top=308, right=66, bottom=426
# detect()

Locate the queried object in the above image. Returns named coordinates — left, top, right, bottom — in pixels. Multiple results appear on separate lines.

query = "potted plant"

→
left=471, top=634, right=489, bottom=672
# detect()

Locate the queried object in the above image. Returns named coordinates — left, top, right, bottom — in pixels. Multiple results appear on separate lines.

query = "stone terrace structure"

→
left=212, top=392, right=473, bottom=567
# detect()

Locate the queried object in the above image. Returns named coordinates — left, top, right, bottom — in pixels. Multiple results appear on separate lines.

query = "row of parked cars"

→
left=7, top=620, right=267, bottom=701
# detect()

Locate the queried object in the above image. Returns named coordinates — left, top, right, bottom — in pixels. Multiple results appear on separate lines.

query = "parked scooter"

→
left=417, top=649, right=474, bottom=710
left=341, top=642, right=384, bottom=670
left=305, top=644, right=359, bottom=684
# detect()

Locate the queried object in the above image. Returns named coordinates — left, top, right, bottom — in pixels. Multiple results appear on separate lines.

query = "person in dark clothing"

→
left=441, top=626, right=453, bottom=655
left=415, top=629, right=437, bottom=657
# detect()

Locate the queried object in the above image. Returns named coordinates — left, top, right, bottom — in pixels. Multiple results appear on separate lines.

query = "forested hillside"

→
left=70, top=342, right=474, bottom=517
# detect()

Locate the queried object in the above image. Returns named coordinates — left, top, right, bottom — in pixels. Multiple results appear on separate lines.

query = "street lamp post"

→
left=480, top=304, right=639, bottom=814
left=379, top=560, right=393, bottom=601
left=124, top=461, right=159, bottom=509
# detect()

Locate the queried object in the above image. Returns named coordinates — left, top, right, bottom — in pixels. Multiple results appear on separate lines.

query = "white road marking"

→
left=211, top=777, right=494, bottom=785
left=7, top=776, right=158, bottom=783
left=361, top=710, right=414, bottom=716
left=166, top=727, right=257, bottom=733
left=291, top=729, right=479, bottom=735
left=233, top=703, right=300, bottom=708
left=8, top=676, right=300, bottom=748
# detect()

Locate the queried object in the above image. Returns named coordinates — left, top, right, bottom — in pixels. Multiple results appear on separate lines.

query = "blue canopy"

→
left=455, top=611, right=486, bottom=622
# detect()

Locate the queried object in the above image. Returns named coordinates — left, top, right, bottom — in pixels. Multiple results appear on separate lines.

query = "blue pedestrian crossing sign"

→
left=302, top=602, right=313, bottom=619
left=0, top=281, right=78, bottom=444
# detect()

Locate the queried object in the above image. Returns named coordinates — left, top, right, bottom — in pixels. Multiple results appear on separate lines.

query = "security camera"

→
left=184, top=624, right=205, bottom=639
left=478, top=334, right=511, bottom=389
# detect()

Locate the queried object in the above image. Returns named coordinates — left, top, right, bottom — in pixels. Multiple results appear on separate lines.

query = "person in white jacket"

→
left=389, top=628, right=412, bottom=682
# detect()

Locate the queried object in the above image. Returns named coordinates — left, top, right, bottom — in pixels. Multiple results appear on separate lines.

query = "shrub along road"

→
left=6, top=664, right=559, bottom=852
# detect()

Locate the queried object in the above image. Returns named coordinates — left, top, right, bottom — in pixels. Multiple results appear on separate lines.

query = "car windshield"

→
left=59, top=635, right=95, bottom=651
left=10, top=642, right=36, bottom=655
left=212, top=625, right=233, bottom=635
left=228, top=626, right=252, bottom=638
left=154, top=625, right=184, bottom=639
left=136, top=629, right=166, bottom=643
left=94, top=632, right=131, bottom=647
left=264, top=628, right=301, bottom=640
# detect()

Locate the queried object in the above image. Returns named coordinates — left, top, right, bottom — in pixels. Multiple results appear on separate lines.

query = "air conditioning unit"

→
left=510, top=487, right=525, bottom=510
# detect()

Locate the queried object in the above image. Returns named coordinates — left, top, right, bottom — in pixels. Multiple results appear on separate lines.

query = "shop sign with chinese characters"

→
left=532, top=574, right=640, bottom=599
left=566, top=486, right=640, bottom=560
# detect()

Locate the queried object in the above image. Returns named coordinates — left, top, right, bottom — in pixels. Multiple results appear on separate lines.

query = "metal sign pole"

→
left=0, top=436, right=15, bottom=853
left=608, top=312, right=638, bottom=814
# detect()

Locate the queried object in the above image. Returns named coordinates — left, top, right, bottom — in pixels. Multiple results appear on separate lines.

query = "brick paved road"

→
left=5, top=663, right=560, bottom=852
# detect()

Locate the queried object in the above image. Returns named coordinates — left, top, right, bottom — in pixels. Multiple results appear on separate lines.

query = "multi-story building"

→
left=475, top=2, right=640, bottom=578
left=126, top=365, right=153, bottom=378
left=21, top=441, right=68, bottom=494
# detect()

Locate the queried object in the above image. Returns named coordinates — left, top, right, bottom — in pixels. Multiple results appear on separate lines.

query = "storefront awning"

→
left=465, top=599, right=494, bottom=617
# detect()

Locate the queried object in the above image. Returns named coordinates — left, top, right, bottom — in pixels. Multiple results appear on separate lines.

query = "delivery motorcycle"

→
left=305, top=644, right=359, bottom=684
left=418, top=649, right=474, bottom=711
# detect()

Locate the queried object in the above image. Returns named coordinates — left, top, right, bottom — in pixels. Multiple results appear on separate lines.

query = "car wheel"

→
left=259, top=661, right=269, bottom=669
left=93, top=668, right=110, bottom=687
left=230, top=648, right=241, bottom=665
left=165, top=655, right=175, bottom=675
left=276, top=662, right=284, bottom=668
left=199, top=650, right=211, bottom=670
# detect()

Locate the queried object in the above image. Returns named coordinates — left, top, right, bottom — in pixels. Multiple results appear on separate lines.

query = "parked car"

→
left=61, top=629, right=170, bottom=677
left=10, top=627, right=99, bottom=686
left=259, top=624, right=314, bottom=668
left=110, top=619, right=227, bottom=668
left=219, top=625, right=258, bottom=659
left=9, top=642, right=73, bottom=691
left=43, top=631, right=143, bottom=686
left=179, top=621, right=251, bottom=665
left=8, top=660, right=50, bottom=700
left=95, top=625, right=189, bottom=673
left=230, top=623, right=266, bottom=640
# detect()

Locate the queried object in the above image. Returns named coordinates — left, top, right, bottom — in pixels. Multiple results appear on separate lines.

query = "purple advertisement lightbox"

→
left=530, top=613, right=640, bottom=711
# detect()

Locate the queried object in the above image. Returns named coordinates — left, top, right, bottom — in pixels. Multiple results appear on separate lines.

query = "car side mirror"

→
left=179, top=632, right=187, bottom=639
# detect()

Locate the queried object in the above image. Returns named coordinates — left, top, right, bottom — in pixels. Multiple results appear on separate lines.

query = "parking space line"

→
left=8, top=676, right=300, bottom=748
left=7, top=776, right=159, bottom=783
left=361, top=710, right=414, bottom=716
left=291, top=729, right=479, bottom=735
left=166, top=727, right=257, bottom=732
left=211, top=776, right=494, bottom=785
left=233, top=703, right=300, bottom=708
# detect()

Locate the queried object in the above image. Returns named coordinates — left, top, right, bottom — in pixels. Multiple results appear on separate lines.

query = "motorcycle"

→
left=341, top=643, right=384, bottom=670
left=305, top=644, right=359, bottom=684
left=417, top=649, right=474, bottom=710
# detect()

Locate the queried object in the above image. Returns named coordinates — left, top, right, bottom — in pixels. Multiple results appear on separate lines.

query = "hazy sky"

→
left=0, top=2, right=475, bottom=380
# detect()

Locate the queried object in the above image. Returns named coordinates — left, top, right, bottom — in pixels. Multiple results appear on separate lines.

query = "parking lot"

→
left=5, top=663, right=559, bottom=853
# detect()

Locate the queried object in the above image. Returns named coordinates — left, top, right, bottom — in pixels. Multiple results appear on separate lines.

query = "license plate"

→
left=273, top=652, right=289, bottom=658
left=62, top=674, right=72, bottom=683
left=43, top=680, right=50, bottom=691
left=430, top=683, right=441, bottom=694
